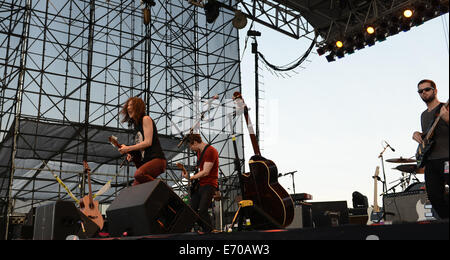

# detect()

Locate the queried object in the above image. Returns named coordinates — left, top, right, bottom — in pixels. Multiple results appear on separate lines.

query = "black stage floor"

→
left=93, top=220, right=448, bottom=241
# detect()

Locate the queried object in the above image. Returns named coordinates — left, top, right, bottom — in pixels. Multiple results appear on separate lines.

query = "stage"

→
left=92, top=220, right=448, bottom=241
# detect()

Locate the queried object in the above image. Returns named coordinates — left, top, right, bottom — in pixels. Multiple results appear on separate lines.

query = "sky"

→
left=237, top=13, right=450, bottom=207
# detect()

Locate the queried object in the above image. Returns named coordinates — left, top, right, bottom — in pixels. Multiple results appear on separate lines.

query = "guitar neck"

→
left=83, top=161, right=94, bottom=204
left=373, top=166, right=380, bottom=212
left=426, top=100, right=449, bottom=140
left=373, top=179, right=379, bottom=211
left=243, top=107, right=261, bottom=156
left=87, top=170, right=93, bottom=202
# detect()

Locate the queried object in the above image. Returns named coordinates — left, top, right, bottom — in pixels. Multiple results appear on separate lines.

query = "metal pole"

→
left=5, top=0, right=32, bottom=240
left=252, top=40, right=259, bottom=143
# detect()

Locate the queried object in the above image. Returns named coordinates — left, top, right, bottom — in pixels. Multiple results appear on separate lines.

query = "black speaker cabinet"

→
left=106, top=179, right=199, bottom=237
left=383, top=190, right=428, bottom=222
left=310, top=201, right=349, bottom=227
left=33, top=201, right=98, bottom=240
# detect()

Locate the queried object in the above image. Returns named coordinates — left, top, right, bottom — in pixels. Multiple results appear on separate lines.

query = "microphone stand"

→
left=278, top=171, right=298, bottom=194
left=378, top=145, right=389, bottom=195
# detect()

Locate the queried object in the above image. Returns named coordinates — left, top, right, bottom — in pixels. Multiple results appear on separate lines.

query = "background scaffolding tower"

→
left=0, top=0, right=244, bottom=238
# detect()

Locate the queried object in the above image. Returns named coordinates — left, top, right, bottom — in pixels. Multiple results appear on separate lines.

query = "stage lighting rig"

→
left=316, top=0, right=449, bottom=62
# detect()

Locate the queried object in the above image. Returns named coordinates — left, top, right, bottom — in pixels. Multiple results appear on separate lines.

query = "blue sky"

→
left=238, top=14, right=449, bottom=206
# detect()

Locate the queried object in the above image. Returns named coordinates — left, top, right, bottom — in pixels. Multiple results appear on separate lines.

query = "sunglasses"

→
left=418, top=87, right=434, bottom=94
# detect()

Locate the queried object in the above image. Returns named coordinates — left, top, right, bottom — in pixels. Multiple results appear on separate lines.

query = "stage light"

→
left=345, top=45, right=355, bottom=54
left=366, top=36, right=375, bottom=46
left=232, top=10, right=247, bottom=29
left=336, top=40, right=343, bottom=48
left=354, top=33, right=365, bottom=50
left=376, top=31, right=387, bottom=42
left=400, top=21, right=411, bottom=32
left=317, top=47, right=326, bottom=56
left=326, top=53, right=336, bottom=62
left=403, top=9, right=414, bottom=18
left=204, top=0, right=220, bottom=24
left=366, top=26, right=375, bottom=34
left=336, top=49, right=345, bottom=59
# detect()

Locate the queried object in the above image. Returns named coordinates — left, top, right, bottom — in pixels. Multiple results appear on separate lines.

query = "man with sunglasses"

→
left=412, top=79, right=449, bottom=220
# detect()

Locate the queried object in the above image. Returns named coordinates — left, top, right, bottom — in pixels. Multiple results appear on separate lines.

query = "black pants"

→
left=424, top=158, right=449, bottom=219
left=191, top=185, right=215, bottom=232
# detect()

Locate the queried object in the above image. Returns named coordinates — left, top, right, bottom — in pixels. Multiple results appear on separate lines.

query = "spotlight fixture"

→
left=366, top=26, right=375, bottom=35
left=403, top=9, right=414, bottom=18
left=204, top=0, right=220, bottom=24
left=366, top=36, right=375, bottom=46
left=317, top=47, right=326, bottom=56
left=318, top=1, right=449, bottom=62
left=232, top=10, right=247, bottom=29
left=336, top=49, right=345, bottom=59
left=326, top=53, right=336, bottom=62
left=376, top=31, right=387, bottom=42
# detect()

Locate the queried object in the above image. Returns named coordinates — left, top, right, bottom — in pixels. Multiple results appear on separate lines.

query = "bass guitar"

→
left=232, top=92, right=294, bottom=228
left=109, top=135, right=142, bottom=168
left=416, top=99, right=449, bottom=168
left=367, top=166, right=383, bottom=225
left=80, top=161, right=104, bottom=230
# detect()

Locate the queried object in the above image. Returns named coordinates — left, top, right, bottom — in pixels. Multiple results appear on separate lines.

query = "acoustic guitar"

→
left=80, top=161, right=104, bottom=230
left=232, top=92, right=294, bottom=228
left=416, top=99, right=449, bottom=168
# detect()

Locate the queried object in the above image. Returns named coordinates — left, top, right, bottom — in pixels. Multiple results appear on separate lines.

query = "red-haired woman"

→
left=118, top=97, right=166, bottom=186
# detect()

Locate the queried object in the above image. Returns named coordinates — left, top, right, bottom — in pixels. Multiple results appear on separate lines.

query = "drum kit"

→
left=385, top=157, right=425, bottom=193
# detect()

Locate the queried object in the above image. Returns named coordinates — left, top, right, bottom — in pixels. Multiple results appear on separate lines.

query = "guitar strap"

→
left=196, top=144, right=211, bottom=170
left=424, top=103, right=444, bottom=135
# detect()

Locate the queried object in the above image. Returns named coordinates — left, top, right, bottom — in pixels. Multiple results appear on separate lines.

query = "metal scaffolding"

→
left=0, top=0, right=245, bottom=237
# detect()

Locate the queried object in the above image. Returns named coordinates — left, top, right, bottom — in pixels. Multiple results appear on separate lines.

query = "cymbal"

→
left=386, top=157, right=416, bottom=163
left=392, top=164, right=424, bottom=174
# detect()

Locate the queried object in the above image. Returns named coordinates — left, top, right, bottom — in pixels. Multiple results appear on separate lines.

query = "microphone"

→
left=385, top=141, right=395, bottom=152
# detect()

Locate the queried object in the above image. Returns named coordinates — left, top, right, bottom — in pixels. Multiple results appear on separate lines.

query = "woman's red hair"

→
left=120, top=97, right=146, bottom=126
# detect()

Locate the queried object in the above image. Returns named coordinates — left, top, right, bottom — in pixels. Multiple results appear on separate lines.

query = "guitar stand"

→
left=228, top=200, right=282, bottom=232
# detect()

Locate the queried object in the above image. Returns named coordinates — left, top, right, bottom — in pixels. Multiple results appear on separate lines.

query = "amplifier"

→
left=286, top=203, right=313, bottom=229
left=383, top=190, right=431, bottom=223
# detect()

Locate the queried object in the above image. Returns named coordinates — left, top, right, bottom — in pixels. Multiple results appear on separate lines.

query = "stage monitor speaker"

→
left=106, top=179, right=199, bottom=237
left=33, top=201, right=98, bottom=240
left=383, top=190, right=428, bottom=222
left=310, top=201, right=349, bottom=227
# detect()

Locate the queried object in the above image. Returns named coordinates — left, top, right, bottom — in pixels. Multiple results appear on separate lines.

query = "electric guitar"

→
left=416, top=198, right=435, bottom=222
left=176, top=163, right=200, bottom=197
left=416, top=99, right=449, bottom=168
left=80, top=161, right=104, bottom=230
left=367, top=166, right=383, bottom=225
left=109, top=135, right=142, bottom=168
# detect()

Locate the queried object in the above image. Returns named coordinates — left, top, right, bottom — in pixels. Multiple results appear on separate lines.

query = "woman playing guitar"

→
left=118, top=97, right=167, bottom=186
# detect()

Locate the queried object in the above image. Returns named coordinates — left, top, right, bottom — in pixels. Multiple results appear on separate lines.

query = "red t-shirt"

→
left=197, top=145, right=219, bottom=188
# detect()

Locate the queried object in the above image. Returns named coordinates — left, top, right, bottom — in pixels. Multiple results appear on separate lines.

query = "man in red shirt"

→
left=182, top=134, right=219, bottom=232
